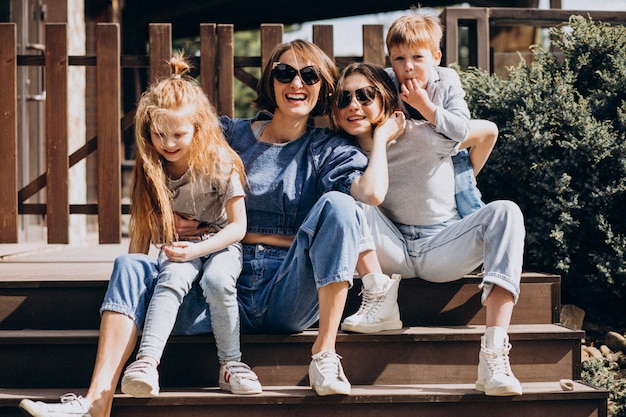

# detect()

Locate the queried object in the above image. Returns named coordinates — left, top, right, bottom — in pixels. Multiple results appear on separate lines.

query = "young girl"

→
left=120, top=53, right=261, bottom=397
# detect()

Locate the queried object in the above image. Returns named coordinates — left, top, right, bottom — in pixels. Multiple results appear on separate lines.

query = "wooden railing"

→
left=2, top=7, right=626, bottom=244
left=441, top=7, right=626, bottom=72
left=0, top=21, right=388, bottom=244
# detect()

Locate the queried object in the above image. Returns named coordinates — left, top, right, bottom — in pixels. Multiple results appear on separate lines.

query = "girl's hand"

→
left=162, top=241, right=199, bottom=262
left=174, top=212, right=211, bottom=241
left=373, top=111, right=406, bottom=144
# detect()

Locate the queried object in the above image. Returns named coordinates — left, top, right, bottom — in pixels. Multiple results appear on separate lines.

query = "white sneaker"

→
left=308, top=351, right=351, bottom=396
left=219, top=361, right=262, bottom=394
left=475, top=335, right=523, bottom=396
left=19, top=393, right=92, bottom=417
left=121, top=359, right=160, bottom=397
left=341, top=273, right=403, bottom=333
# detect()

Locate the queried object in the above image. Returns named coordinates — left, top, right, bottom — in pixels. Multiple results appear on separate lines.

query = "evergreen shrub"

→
left=459, top=16, right=626, bottom=328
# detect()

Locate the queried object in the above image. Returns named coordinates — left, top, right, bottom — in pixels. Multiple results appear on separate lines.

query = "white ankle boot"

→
left=475, top=327, right=523, bottom=396
left=341, top=273, right=402, bottom=333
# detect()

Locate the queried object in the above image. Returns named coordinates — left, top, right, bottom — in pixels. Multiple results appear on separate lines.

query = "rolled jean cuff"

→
left=479, top=273, right=520, bottom=305
left=316, top=269, right=355, bottom=289
left=100, top=302, right=143, bottom=330
left=359, top=233, right=375, bottom=253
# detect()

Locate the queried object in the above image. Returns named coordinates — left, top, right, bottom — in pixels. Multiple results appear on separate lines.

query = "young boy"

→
left=342, top=12, right=524, bottom=397
left=385, top=12, right=497, bottom=218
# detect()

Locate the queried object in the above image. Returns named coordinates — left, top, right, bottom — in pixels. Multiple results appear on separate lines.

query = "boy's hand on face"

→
left=400, top=78, right=437, bottom=126
left=400, top=78, right=431, bottom=114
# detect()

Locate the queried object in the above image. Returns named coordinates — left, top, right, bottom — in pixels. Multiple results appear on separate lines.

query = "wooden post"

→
left=96, top=23, right=121, bottom=243
left=0, top=23, right=18, bottom=243
left=441, top=8, right=490, bottom=71
left=312, top=24, right=334, bottom=61
left=200, top=23, right=217, bottom=102
left=45, top=23, right=69, bottom=244
left=363, top=24, right=386, bottom=67
left=217, top=24, right=234, bottom=118
left=312, top=25, right=333, bottom=128
left=149, top=23, right=172, bottom=83
left=260, top=24, right=283, bottom=69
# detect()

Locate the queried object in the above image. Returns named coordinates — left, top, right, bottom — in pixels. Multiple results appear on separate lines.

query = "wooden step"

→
left=0, top=272, right=560, bottom=330
left=0, top=382, right=609, bottom=417
left=0, top=324, right=583, bottom=389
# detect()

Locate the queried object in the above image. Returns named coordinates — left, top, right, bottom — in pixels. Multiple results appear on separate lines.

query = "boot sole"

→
left=219, top=381, right=263, bottom=395
left=121, top=379, right=159, bottom=398
left=341, top=320, right=403, bottom=333
left=475, top=382, right=523, bottom=396
left=310, top=383, right=351, bottom=396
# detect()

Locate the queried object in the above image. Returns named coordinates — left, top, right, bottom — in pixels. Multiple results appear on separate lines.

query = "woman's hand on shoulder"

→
left=373, top=111, right=406, bottom=144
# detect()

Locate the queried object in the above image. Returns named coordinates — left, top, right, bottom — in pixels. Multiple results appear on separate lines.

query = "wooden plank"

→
left=362, top=24, right=385, bottom=67
left=260, top=24, right=283, bottom=69
left=0, top=23, right=18, bottom=243
left=0, top=325, right=585, bottom=386
left=312, top=25, right=333, bottom=128
left=44, top=23, right=69, bottom=244
left=148, top=23, right=171, bottom=83
left=217, top=25, right=234, bottom=117
left=96, top=23, right=121, bottom=243
left=488, top=8, right=626, bottom=27
left=199, top=23, right=217, bottom=102
left=312, top=24, right=334, bottom=61
left=441, top=7, right=490, bottom=70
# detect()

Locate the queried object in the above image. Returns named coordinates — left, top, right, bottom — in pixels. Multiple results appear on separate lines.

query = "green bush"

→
left=582, top=358, right=626, bottom=417
left=459, top=16, right=626, bottom=329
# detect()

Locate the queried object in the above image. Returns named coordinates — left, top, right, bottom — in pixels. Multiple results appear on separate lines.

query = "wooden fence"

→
left=1, top=7, right=626, bottom=244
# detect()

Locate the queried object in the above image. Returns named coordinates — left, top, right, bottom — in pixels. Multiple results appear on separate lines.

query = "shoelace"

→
left=224, top=362, right=259, bottom=382
left=313, top=351, right=343, bottom=380
left=484, top=343, right=514, bottom=376
left=354, top=287, right=386, bottom=316
left=60, top=393, right=83, bottom=404
left=57, top=393, right=90, bottom=411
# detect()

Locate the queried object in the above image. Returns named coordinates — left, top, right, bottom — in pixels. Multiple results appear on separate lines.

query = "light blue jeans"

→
left=101, top=192, right=362, bottom=341
left=362, top=200, right=525, bottom=304
left=137, top=243, right=242, bottom=364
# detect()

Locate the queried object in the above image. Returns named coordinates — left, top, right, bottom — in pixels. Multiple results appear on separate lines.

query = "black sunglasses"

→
left=337, top=86, right=378, bottom=109
left=272, top=62, right=321, bottom=86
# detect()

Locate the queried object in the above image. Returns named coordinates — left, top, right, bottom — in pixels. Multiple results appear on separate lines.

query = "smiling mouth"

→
left=285, top=93, right=307, bottom=101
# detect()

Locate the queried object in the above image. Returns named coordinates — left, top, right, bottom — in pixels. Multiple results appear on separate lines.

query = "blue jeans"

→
left=101, top=191, right=362, bottom=340
left=137, top=243, right=242, bottom=363
left=362, top=200, right=525, bottom=303
left=453, top=149, right=485, bottom=218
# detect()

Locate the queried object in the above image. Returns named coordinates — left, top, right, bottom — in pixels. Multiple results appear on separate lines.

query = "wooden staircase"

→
left=0, top=242, right=609, bottom=416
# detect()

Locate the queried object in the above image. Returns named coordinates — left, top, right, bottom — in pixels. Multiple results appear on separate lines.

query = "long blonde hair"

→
left=129, top=52, right=245, bottom=253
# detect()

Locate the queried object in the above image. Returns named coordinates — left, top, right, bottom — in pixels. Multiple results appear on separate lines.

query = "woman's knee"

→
left=486, top=200, right=524, bottom=225
left=319, top=191, right=357, bottom=216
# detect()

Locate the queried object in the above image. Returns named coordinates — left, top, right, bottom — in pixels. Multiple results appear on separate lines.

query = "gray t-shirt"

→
left=381, top=66, right=471, bottom=226
left=169, top=163, right=245, bottom=232
left=381, top=119, right=459, bottom=226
